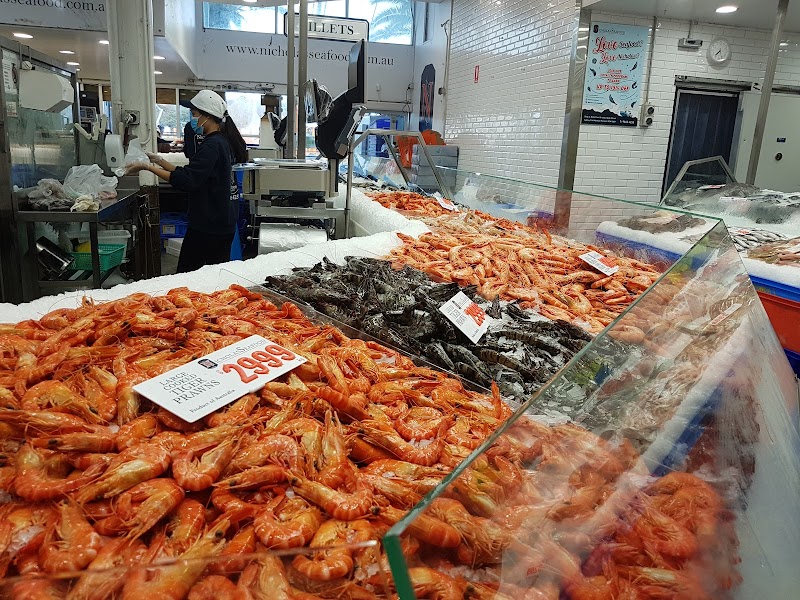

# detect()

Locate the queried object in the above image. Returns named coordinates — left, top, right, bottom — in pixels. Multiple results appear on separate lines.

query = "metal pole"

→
left=297, top=0, right=308, bottom=160
left=747, top=0, right=789, bottom=184
left=286, top=0, right=296, bottom=159
left=555, top=7, right=590, bottom=230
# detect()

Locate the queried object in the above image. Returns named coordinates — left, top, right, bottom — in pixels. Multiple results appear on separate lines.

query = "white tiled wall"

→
left=574, top=12, right=800, bottom=204
left=444, top=0, right=579, bottom=187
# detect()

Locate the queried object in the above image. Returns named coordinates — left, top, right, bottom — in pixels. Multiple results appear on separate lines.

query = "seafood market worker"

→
left=126, top=90, right=247, bottom=273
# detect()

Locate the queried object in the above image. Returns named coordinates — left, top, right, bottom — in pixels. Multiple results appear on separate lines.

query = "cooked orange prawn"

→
left=121, top=516, right=231, bottom=600
left=291, top=519, right=358, bottom=581
left=13, top=444, right=101, bottom=502
left=66, top=537, right=148, bottom=600
left=173, top=437, right=238, bottom=491
left=114, top=478, right=185, bottom=540
left=32, top=430, right=117, bottom=454
left=315, top=410, right=349, bottom=488
left=632, top=502, right=698, bottom=560
left=188, top=575, right=250, bottom=600
left=74, top=439, right=171, bottom=503
left=21, top=380, right=105, bottom=425
left=360, top=418, right=450, bottom=466
left=254, top=494, right=324, bottom=549
left=289, top=470, right=374, bottom=521
left=39, top=502, right=102, bottom=573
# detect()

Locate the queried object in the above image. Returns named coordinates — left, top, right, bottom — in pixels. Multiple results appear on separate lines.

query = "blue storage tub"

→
left=160, top=212, right=188, bottom=238
left=750, top=275, right=800, bottom=303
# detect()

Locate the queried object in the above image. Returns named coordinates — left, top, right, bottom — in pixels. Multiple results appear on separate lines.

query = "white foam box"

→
left=165, top=237, right=183, bottom=257
left=411, top=154, right=459, bottom=168
left=412, top=145, right=459, bottom=157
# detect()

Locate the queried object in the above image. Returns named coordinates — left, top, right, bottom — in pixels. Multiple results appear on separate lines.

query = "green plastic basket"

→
left=70, top=243, right=125, bottom=272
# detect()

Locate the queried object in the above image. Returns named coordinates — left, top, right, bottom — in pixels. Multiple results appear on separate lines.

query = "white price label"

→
left=133, top=335, right=306, bottom=423
left=432, top=193, right=457, bottom=211
left=439, top=291, right=491, bottom=343
left=707, top=303, right=742, bottom=329
left=580, top=251, right=619, bottom=276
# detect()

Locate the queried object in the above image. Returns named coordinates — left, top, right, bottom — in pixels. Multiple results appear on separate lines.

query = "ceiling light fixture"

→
left=154, top=70, right=163, bottom=75
left=243, top=0, right=258, bottom=3
left=13, top=32, right=33, bottom=39
left=59, top=50, right=75, bottom=55
left=99, top=39, right=109, bottom=45
left=781, top=41, right=789, bottom=47
left=67, top=62, right=80, bottom=66
left=716, top=6, right=738, bottom=13
left=154, top=55, right=165, bottom=60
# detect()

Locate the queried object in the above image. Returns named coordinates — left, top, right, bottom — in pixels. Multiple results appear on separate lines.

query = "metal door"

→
left=663, top=90, right=740, bottom=195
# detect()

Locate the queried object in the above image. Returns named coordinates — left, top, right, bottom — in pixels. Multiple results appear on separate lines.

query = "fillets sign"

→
left=582, top=22, right=649, bottom=127
left=285, top=13, right=369, bottom=43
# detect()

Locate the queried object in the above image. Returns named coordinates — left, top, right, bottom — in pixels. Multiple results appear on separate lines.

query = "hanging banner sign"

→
left=582, top=22, right=649, bottom=127
left=0, top=0, right=107, bottom=31
left=285, top=13, right=369, bottom=43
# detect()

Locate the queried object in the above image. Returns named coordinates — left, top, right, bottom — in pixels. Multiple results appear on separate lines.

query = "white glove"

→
left=146, top=152, right=162, bottom=165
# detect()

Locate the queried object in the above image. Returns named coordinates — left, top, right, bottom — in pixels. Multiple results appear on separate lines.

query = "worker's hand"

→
left=145, top=152, right=163, bottom=166
left=124, top=161, right=151, bottom=175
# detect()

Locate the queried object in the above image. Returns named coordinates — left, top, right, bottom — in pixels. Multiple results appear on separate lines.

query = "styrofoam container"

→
left=166, top=237, right=183, bottom=257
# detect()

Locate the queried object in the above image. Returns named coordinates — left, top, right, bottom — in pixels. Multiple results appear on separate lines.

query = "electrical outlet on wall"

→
left=640, top=104, right=655, bottom=127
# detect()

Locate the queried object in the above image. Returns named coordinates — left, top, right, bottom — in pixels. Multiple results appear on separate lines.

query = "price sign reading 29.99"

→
left=222, top=344, right=298, bottom=384
left=134, top=335, right=306, bottom=423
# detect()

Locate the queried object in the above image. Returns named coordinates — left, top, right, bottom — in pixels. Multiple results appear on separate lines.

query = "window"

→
left=203, top=2, right=276, bottom=34
left=225, top=91, right=265, bottom=146
left=203, top=1, right=413, bottom=45
left=350, top=0, right=413, bottom=45
left=155, top=88, right=178, bottom=139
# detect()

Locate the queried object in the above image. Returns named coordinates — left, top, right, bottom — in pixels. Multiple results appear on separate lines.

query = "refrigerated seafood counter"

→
left=0, top=166, right=797, bottom=599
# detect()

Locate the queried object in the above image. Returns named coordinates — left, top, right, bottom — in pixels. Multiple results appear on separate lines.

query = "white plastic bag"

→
left=114, top=138, right=149, bottom=177
left=63, top=164, right=118, bottom=200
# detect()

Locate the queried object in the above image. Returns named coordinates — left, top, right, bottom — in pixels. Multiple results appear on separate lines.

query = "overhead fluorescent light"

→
left=781, top=42, right=789, bottom=47
left=154, top=70, right=163, bottom=75
left=99, top=39, right=110, bottom=45
left=59, top=50, right=75, bottom=55
left=67, top=62, right=80, bottom=66
left=13, top=32, right=33, bottom=39
left=154, top=55, right=166, bottom=60
left=243, top=0, right=258, bottom=3
left=716, top=6, right=738, bottom=13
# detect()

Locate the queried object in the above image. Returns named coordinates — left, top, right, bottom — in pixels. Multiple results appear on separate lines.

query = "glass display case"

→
left=661, top=157, right=800, bottom=240
left=383, top=219, right=800, bottom=599
left=343, top=164, right=800, bottom=597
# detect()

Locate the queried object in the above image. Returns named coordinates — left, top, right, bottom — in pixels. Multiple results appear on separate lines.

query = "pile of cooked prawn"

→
left=0, top=286, right=739, bottom=599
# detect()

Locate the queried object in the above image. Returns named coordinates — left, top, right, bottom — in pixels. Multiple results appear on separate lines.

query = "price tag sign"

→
left=432, top=193, right=457, bottom=211
left=133, top=335, right=306, bottom=423
left=706, top=303, right=742, bottom=329
left=580, top=251, right=619, bottom=276
left=439, top=291, right=491, bottom=343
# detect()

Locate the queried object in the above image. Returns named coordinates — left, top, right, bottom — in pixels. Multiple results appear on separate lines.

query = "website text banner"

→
left=201, top=30, right=413, bottom=103
left=0, top=0, right=107, bottom=31
left=581, top=22, right=649, bottom=127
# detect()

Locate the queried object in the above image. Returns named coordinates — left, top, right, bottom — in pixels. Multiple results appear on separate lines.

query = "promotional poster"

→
left=582, top=22, right=649, bottom=127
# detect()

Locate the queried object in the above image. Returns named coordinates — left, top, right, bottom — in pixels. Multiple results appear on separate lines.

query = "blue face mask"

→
left=190, top=116, right=204, bottom=135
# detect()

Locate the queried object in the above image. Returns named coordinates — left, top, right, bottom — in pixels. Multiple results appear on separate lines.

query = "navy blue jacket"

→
left=170, top=132, right=238, bottom=236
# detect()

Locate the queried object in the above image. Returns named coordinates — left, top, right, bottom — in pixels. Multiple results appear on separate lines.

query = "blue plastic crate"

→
left=160, top=212, right=188, bottom=238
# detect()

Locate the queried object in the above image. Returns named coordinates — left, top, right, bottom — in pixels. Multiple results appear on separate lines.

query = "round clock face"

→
left=708, top=38, right=732, bottom=65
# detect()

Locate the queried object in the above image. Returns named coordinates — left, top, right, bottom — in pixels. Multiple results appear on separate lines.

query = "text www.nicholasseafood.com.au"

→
left=0, top=0, right=104, bottom=10
left=224, top=45, right=394, bottom=65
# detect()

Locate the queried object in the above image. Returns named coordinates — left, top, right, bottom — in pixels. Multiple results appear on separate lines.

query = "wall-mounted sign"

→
left=284, top=13, right=368, bottom=43
left=0, top=0, right=107, bottom=31
left=582, top=22, right=649, bottom=127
